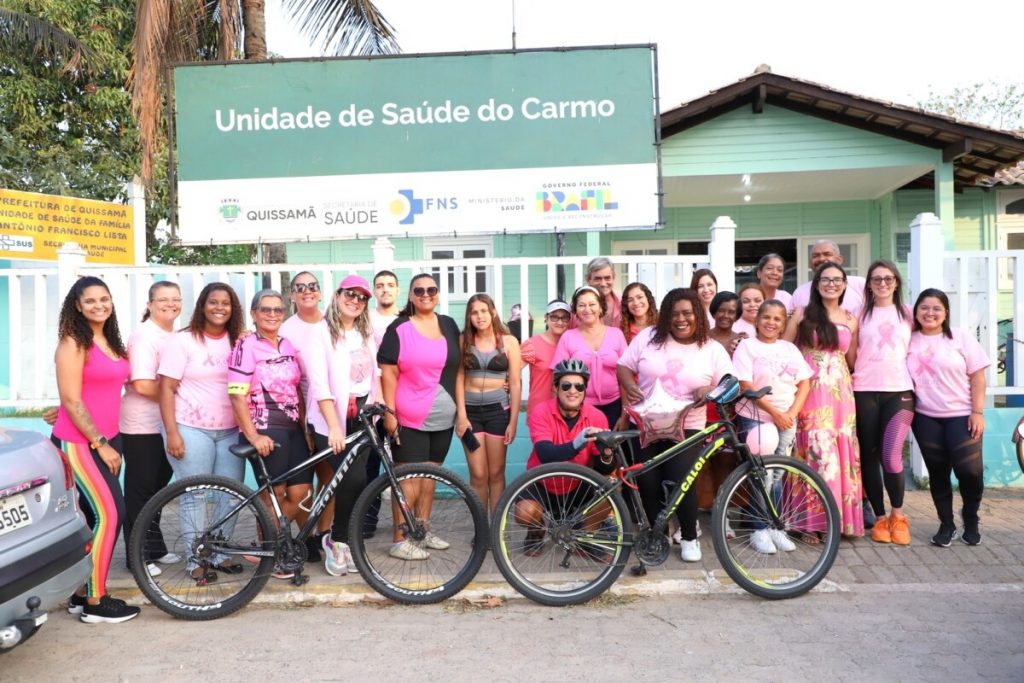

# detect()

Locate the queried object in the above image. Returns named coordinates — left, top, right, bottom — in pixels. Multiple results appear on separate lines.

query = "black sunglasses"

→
left=413, top=286, right=439, bottom=297
left=340, top=288, right=370, bottom=303
left=292, top=282, right=319, bottom=293
left=559, top=381, right=586, bottom=392
left=257, top=306, right=286, bottom=316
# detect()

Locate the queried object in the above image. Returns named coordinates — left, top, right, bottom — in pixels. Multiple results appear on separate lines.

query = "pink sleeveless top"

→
left=53, top=344, right=130, bottom=444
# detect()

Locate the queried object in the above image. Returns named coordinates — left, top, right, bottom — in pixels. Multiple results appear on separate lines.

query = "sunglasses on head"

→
left=413, top=286, right=439, bottom=297
left=340, top=288, right=369, bottom=303
left=257, top=306, right=286, bottom=316
left=292, top=282, right=319, bottom=293
left=559, top=381, right=586, bottom=392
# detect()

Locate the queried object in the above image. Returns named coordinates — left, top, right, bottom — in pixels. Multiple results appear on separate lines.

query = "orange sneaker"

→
left=889, top=515, right=911, bottom=545
left=871, top=514, right=891, bottom=543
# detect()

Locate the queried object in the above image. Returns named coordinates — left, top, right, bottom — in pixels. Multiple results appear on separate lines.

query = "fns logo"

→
left=219, top=199, right=242, bottom=223
left=389, top=189, right=458, bottom=225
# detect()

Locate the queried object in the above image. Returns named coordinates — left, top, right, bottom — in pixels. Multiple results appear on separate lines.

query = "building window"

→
left=422, top=238, right=492, bottom=299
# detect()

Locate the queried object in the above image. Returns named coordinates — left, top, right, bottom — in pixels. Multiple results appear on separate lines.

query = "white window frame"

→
left=796, top=234, right=870, bottom=284
left=422, top=237, right=493, bottom=301
left=996, top=189, right=1024, bottom=289
left=611, top=238, right=683, bottom=291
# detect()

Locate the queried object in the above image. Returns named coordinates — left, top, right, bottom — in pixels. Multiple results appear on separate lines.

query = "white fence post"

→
left=128, top=176, right=147, bottom=266
left=56, top=242, right=88, bottom=300
left=372, top=237, right=395, bottom=275
left=709, top=216, right=737, bottom=293
left=908, top=212, right=944, bottom=303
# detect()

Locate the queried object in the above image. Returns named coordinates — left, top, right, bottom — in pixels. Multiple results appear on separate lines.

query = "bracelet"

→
left=90, top=436, right=108, bottom=450
left=971, top=410, right=984, bottom=416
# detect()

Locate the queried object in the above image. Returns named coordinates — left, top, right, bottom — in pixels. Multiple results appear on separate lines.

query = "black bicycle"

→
left=490, top=375, right=841, bottom=605
left=129, top=404, right=488, bottom=619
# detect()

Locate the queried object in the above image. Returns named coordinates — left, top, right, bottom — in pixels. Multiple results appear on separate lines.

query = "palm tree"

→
left=130, top=0, right=399, bottom=185
left=0, top=5, right=91, bottom=72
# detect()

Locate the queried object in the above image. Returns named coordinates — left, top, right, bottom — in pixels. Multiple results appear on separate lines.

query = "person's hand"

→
left=383, top=411, right=398, bottom=436
left=572, top=428, right=597, bottom=450
left=968, top=412, right=985, bottom=440
left=42, top=407, right=58, bottom=426
left=165, top=431, right=186, bottom=459
left=624, top=383, right=644, bottom=405
left=503, top=423, right=517, bottom=446
left=728, top=337, right=743, bottom=355
left=327, top=425, right=345, bottom=454
left=693, top=385, right=713, bottom=402
left=613, top=413, right=631, bottom=431
left=772, top=410, right=794, bottom=431
left=97, top=443, right=122, bottom=476
left=249, top=434, right=275, bottom=457
left=455, top=417, right=471, bottom=438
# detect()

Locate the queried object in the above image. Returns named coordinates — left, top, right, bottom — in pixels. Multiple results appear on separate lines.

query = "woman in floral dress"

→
left=784, top=262, right=863, bottom=537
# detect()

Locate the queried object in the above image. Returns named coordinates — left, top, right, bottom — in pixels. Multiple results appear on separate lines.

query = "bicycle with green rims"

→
left=490, top=375, right=841, bottom=605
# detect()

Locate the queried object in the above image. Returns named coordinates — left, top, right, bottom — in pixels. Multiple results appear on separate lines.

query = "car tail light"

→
left=57, top=447, right=74, bottom=491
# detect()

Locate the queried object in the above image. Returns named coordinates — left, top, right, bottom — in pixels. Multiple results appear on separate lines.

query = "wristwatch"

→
left=90, top=436, right=108, bottom=450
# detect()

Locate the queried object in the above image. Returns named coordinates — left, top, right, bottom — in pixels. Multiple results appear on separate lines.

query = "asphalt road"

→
left=5, top=584, right=1022, bottom=682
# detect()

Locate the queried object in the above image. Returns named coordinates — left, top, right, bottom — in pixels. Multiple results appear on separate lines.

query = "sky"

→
left=264, top=0, right=1023, bottom=113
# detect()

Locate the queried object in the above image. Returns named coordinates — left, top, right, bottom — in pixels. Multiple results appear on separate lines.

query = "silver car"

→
left=0, top=427, right=92, bottom=652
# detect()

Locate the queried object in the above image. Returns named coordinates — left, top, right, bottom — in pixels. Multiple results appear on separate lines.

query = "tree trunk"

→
left=242, top=0, right=267, bottom=60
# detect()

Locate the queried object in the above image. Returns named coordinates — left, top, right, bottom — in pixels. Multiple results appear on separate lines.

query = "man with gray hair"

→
left=585, top=257, right=622, bottom=328
left=787, top=240, right=867, bottom=314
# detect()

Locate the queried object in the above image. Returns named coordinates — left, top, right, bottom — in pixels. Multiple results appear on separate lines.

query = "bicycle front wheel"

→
left=129, top=475, right=277, bottom=620
left=711, top=456, right=841, bottom=599
left=348, top=464, right=488, bottom=604
left=491, top=463, right=632, bottom=607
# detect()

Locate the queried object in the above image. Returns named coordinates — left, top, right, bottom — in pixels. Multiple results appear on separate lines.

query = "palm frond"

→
left=128, top=0, right=175, bottom=186
left=282, top=0, right=400, bottom=57
left=0, top=7, right=91, bottom=73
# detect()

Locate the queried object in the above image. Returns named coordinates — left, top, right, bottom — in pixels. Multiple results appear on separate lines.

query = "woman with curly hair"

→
left=619, top=282, right=658, bottom=344
left=52, top=276, right=138, bottom=623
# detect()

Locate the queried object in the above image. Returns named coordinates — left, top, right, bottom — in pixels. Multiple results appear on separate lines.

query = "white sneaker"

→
left=680, top=539, right=702, bottom=562
left=344, top=545, right=358, bottom=574
left=154, top=552, right=182, bottom=564
left=146, top=562, right=162, bottom=577
left=422, top=531, right=450, bottom=550
left=725, top=519, right=736, bottom=540
left=696, top=520, right=702, bottom=538
left=389, top=539, right=430, bottom=561
left=671, top=528, right=682, bottom=545
left=769, top=529, right=796, bottom=552
left=321, top=535, right=348, bottom=577
left=750, top=529, right=778, bottom=554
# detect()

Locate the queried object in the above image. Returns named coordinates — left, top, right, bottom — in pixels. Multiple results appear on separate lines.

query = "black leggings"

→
left=855, top=391, right=914, bottom=516
left=121, top=432, right=173, bottom=564
left=910, top=413, right=984, bottom=528
left=313, top=431, right=368, bottom=544
left=637, top=431, right=701, bottom=541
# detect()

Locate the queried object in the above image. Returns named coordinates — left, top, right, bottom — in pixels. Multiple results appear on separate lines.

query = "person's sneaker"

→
left=863, top=502, right=876, bottom=530
left=153, top=552, right=182, bottom=564
left=930, top=525, right=957, bottom=548
left=725, top=518, right=736, bottom=540
left=67, top=592, right=87, bottom=615
left=871, top=515, right=892, bottom=544
left=680, top=539, right=702, bottom=562
left=271, top=563, right=295, bottom=580
left=523, top=529, right=545, bottom=557
left=960, top=510, right=982, bottom=546
left=422, top=531, right=450, bottom=550
left=750, top=529, right=778, bottom=554
left=344, top=546, right=358, bottom=574
left=671, top=528, right=682, bottom=545
left=889, top=515, right=911, bottom=546
left=321, top=535, right=348, bottom=577
left=80, top=596, right=140, bottom=624
left=769, top=529, right=796, bottom=552
left=305, top=535, right=322, bottom=563
left=389, top=539, right=430, bottom=561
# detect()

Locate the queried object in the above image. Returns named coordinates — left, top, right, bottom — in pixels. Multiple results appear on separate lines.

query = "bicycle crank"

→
left=634, top=529, right=671, bottom=566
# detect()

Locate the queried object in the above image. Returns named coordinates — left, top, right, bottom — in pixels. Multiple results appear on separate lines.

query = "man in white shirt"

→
left=787, top=240, right=866, bottom=314
left=369, top=270, right=400, bottom=347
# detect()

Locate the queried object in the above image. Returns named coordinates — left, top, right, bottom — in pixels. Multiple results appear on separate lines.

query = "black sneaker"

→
left=863, top=503, right=876, bottom=530
left=960, top=509, right=981, bottom=546
left=930, top=525, right=958, bottom=548
left=80, top=595, right=140, bottom=624
left=68, top=593, right=125, bottom=615
left=304, top=534, right=322, bottom=562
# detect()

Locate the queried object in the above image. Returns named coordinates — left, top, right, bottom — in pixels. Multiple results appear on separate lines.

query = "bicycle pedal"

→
left=291, top=572, right=310, bottom=587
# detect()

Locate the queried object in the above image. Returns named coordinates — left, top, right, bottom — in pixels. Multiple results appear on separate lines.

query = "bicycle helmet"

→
left=553, top=358, right=590, bottom=386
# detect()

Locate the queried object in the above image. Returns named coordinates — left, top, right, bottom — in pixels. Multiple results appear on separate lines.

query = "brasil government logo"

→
left=536, top=188, right=618, bottom=213
left=219, top=199, right=241, bottom=222
left=389, top=189, right=458, bottom=225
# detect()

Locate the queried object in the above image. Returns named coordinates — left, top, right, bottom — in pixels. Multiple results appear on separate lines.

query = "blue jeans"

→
left=736, top=416, right=795, bottom=530
left=164, top=424, right=244, bottom=569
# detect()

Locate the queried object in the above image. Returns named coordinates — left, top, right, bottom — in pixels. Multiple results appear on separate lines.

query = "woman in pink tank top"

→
left=52, top=276, right=139, bottom=623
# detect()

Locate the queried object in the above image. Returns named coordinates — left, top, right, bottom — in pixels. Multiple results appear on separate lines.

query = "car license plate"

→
left=0, top=493, right=33, bottom=537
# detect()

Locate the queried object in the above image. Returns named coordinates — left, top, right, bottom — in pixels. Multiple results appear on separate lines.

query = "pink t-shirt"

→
left=618, top=327, right=733, bottom=430
left=281, top=314, right=321, bottom=398
left=788, top=276, right=866, bottom=314
left=907, top=328, right=989, bottom=418
left=764, top=289, right=793, bottom=309
left=550, top=326, right=627, bottom=406
left=732, top=337, right=813, bottom=418
left=521, top=334, right=557, bottom=416
left=301, top=321, right=352, bottom=438
left=120, top=319, right=174, bottom=434
left=732, top=318, right=757, bottom=339
left=158, top=331, right=236, bottom=430
left=370, top=309, right=398, bottom=348
left=853, top=304, right=913, bottom=392
left=53, top=345, right=130, bottom=444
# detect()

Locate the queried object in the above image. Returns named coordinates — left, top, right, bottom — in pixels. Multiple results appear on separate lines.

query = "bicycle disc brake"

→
left=634, top=528, right=671, bottom=566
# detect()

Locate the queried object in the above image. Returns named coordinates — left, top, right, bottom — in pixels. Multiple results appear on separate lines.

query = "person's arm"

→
left=967, top=368, right=986, bottom=439
left=227, top=338, right=274, bottom=457
left=845, top=318, right=859, bottom=369
left=783, top=308, right=802, bottom=343
left=158, top=375, right=185, bottom=458
left=455, top=364, right=471, bottom=438
left=504, top=335, right=522, bottom=444
left=317, top=397, right=345, bottom=454
left=55, top=338, right=121, bottom=475
left=380, top=364, right=399, bottom=438
left=229, top=394, right=274, bottom=457
left=617, top=364, right=643, bottom=405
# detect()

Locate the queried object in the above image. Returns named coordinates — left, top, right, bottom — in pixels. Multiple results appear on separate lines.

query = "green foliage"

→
left=150, top=241, right=256, bottom=266
left=918, top=81, right=1024, bottom=131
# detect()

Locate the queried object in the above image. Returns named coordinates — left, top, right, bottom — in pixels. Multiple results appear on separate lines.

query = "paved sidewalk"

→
left=103, top=488, right=1024, bottom=606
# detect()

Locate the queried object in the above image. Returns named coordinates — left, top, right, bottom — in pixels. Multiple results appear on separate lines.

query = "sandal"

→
left=216, top=561, right=244, bottom=574
left=190, top=568, right=218, bottom=586
left=797, top=531, right=824, bottom=546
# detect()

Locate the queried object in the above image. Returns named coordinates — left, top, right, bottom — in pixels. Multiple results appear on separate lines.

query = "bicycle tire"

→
left=348, top=464, right=488, bottom=604
left=710, top=456, right=841, bottom=600
left=129, top=475, right=277, bottom=620
left=490, top=462, right=632, bottom=607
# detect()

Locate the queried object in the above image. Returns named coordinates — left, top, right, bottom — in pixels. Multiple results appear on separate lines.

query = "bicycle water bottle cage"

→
left=707, top=375, right=740, bottom=405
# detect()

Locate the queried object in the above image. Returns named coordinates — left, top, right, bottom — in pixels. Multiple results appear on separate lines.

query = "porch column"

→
left=128, top=176, right=147, bottom=265
left=56, top=242, right=88, bottom=299
left=371, top=237, right=395, bottom=273
left=709, top=216, right=736, bottom=292
left=934, top=162, right=957, bottom=249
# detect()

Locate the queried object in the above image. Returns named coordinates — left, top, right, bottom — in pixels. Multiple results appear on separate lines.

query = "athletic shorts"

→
left=242, top=426, right=313, bottom=486
left=466, top=401, right=510, bottom=437
left=392, top=426, right=454, bottom=465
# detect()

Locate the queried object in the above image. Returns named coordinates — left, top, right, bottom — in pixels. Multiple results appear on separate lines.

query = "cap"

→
left=337, top=274, right=372, bottom=297
left=545, top=300, right=571, bottom=315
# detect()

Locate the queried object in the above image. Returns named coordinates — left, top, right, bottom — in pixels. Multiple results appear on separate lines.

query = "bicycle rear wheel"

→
left=348, top=464, right=488, bottom=604
left=129, top=475, right=277, bottom=620
left=711, top=456, right=840, bottom=599
left=491, top=463, right=632, bottom=607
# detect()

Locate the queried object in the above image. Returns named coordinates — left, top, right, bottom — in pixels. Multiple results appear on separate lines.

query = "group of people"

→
left=48, top=243, right=990, bottom=623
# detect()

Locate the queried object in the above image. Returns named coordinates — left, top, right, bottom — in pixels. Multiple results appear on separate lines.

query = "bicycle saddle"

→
left=229, top=443, right=257, bottom=458
left=595, top=430, right=641, bottom=450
